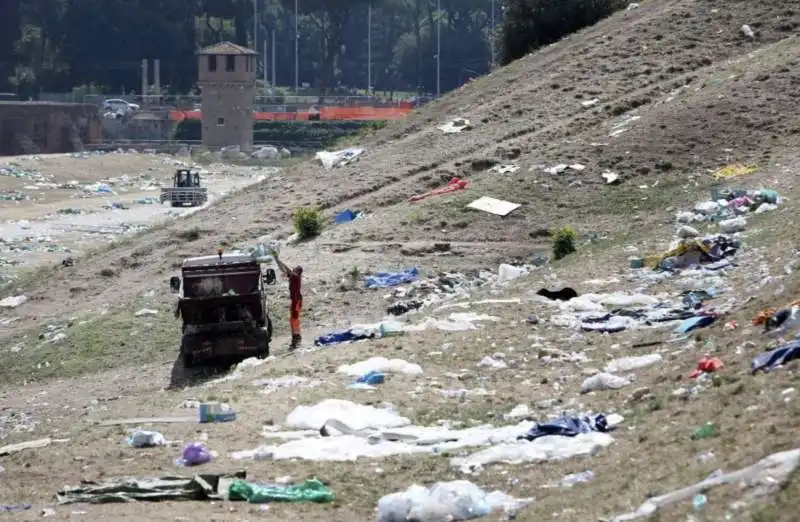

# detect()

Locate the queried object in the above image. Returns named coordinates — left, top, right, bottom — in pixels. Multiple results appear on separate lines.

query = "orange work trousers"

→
left=290, top=298, right=302, bottom=335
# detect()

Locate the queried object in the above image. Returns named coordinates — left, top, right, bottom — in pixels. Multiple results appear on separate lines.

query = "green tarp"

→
left=228, top=478, right=334, bottom=503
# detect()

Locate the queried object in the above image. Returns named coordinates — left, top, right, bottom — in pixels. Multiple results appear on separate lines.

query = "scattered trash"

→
left=751, top=340, right=800, bottom=373
left=490, top=164, right=520, bottom=174
left=689, top=356, right=723, bottom=378
left=57, top=472, right=247, bottom=503
left=557, top=470, right=595, bottom=488
left=606, top=449, right=799, bottom=521
left=438, top=117, right=473, bottom=134
left=518, top=413, right=610, bottom=441
left=692, top=423, right=718, bottom=440
left=127, top=430, right=166, bottom=448
left=315, top=148, right=363, bottom=170
left=0, top=437, right=52, bottom=456
left=409, top=177, right=468, bottom=202
left=602, top=171, right=621, bottom=184
left=537, top=287, right=578, bottom=301
left=712, top=163, right=757, bottom=179
left=198, top=402, right=236, bottom=423
left=741, top=24, right=755, bottom=39
left=581, top=373, right=631, bottom=393
left=334, top=209, right=361, bottom=224
left=467, top=196, right=520, bottom=216
left=337, top=357, right=423, bottom=377
left=176, top=442, right=214, bottom=466
left=377, top=480, right=533, bottom=522
left=134, top=308, right=159, bottom=317
left=365, top=267, right=420, bottom=289
left=228, top=478, right=334, bottom=503
left=0, top=295, right=27, bottom=308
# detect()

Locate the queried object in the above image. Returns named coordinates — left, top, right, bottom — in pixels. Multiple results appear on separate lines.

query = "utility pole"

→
left=436, top=0, right=441, bottom=97
left=490, top=0, right=495, bottom=69
left=367, top=3, right=372, bottom=94
left=294, top=0, right=299, bottom=92
left=253, top=0, right=258, bottom=50
left=263, top=39, right=267, bottom=86
left=271, top=30, right=276, bottom=88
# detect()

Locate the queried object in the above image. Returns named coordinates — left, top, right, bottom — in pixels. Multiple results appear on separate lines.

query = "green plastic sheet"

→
left=228, top=478, right=334, bottom=503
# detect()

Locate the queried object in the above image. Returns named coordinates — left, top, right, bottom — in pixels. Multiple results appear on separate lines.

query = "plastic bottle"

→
left=692, top=493, right=707, bottom=510
left=692, top=423, right=718, bottom=440
left=560, top=470, right=595, bottom=487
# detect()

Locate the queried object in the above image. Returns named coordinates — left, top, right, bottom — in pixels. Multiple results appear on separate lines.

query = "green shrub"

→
left=552, top=226, right=577, bottom=260
left=293, top=207, right=323, bottom=240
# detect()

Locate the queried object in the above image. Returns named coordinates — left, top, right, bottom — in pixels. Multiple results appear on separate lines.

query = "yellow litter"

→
left=712, top=164, right=757, bottom=179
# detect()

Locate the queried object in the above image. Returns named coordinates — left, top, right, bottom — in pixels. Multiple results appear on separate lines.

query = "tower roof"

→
left=198, top=41, right=257, bottom=56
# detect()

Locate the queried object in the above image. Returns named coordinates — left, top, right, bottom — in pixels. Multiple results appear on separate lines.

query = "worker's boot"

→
left=290, top=334, right=301, bottom=350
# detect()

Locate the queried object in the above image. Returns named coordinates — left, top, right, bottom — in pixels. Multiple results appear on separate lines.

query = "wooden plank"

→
left=0, top=437, right=51, bottom=456
left=95, top=416, right=197, bottom=426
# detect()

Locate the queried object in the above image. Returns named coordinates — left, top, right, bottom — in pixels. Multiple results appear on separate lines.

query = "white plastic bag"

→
left=377, top=480, right=533, bottom=522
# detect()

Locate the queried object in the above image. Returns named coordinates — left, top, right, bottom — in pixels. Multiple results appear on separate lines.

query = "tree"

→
left=501, top=0, right=624, bottom=65
left=0, top=0, right=22, bottom=91
left=281, top=0, right=377, bottom=91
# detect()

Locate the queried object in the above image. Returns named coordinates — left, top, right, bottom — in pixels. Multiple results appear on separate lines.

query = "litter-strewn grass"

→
left=0, top=303, right=179, bottom=386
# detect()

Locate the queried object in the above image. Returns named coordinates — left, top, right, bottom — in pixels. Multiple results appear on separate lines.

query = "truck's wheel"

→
left=180, top=339, right=195, bottom=368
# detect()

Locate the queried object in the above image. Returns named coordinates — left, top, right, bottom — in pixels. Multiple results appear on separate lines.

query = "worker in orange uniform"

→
left=272, top=252, right=303, bottom=350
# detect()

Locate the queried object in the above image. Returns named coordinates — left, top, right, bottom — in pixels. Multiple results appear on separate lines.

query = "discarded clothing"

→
left=689, top=356, right=723, bottom=378
left=386, top=299, right=423, bottom=316
left=334, top=209, right=360, bottom=224
left=408, top=177, right=468, bottom=203
left=314, top=329, right=374, bottom=346
left=537, top=287, right=578, bottom=301
left=752, top=341, right=800, bottom=373
left=228, top=478, right=334, bottom=503
left=56, top=472, right=246, bottom=504
left=657, top=236, right=738, bottom=272
left=674, top=313, right=717, bottom=334
left=1, top=505, right=31, bottom=512
left=364, top=267, right=420, bottom=289
left=518, top=414, right=608, bottom=441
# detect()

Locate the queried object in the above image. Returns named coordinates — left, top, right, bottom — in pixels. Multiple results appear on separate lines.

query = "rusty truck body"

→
left=170, top=251, right=275, bottom=367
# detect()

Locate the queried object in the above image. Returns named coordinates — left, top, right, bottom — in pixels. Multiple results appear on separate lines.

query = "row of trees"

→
left=0, top=0, right=625, bottom=98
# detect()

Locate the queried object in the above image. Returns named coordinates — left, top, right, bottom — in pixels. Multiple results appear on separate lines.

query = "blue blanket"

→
left=364, top=267, right=419, bottom=289
left=751, top=340, right=800, bottom=373
left=518, top=414, right=608, bottom=441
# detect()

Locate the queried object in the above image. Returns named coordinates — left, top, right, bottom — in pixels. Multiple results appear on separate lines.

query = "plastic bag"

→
left=228, top=478, right=334, bottom=503
left=377, top=480, right=532, bottom=522
left=176, top=442, right=212, bottom=466
left=127, top=430, right=166, bottom=448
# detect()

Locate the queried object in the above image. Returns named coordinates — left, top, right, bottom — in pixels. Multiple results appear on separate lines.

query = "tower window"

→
left=226, top=55, right=235, bottom=72
left=216, top=117, right=225, bottom=126
left=208, top=55, right=217, bottom=72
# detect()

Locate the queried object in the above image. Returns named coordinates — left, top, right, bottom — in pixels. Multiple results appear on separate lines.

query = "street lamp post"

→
left=294, top=0, right=299, bottom=92
left=490, top=0, right=495, bottom=69
left=367, top=3, right=372, bottom=94
left=436, top=0, right=440, bottom=97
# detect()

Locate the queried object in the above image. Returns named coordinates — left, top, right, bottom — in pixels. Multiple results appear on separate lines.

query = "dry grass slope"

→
left=1, top=1, right=800, bottom=520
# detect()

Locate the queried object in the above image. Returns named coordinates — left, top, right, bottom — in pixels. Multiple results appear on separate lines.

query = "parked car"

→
left=102, top=98, right=140, bottom=114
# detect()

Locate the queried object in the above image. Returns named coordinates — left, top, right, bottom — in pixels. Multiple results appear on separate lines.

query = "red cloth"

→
left=408, top=177, right=468, bottom=203
left=289, top=272, right=302, bottom=301
left=689, top=356, right=723, bottom=378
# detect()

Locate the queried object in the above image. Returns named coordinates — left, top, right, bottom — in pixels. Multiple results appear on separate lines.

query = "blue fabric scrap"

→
left=314, top=329, right=374, bottom=346
left=334, top=209, right=359, bottom=225
left=752, top=340, right=800, bottom=373
left=518, top=414, right=608, bottom=441
left=364, top=267, right=420, bottom=289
